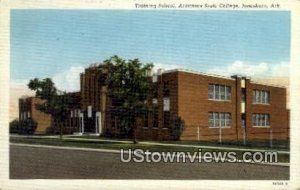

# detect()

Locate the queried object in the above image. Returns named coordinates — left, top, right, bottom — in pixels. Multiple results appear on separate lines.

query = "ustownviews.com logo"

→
left=120, top=149, right=278, bottom=163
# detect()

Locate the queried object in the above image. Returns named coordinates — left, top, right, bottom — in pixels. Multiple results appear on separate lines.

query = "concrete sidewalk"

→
left=10, top=134, right=290, bottom=154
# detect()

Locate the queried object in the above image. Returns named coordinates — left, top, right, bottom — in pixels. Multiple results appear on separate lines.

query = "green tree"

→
left=28, top=78, right=72, bottom=139
left=104, top=55, right=153, bottom=143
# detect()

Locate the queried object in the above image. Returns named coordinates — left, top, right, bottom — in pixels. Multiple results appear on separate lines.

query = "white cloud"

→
left=207, top=61, right=289, bottom=78
left=10, top=79, right=29, bottom=89
left=152, top=63, right=181, bottom=73
left=10, top=66, right=85, bottom=93
left=52, top=66, right=85, bottom=92
left=269, top=62, right=290, bottom=76
left=11, top=63, right=179, bottom=93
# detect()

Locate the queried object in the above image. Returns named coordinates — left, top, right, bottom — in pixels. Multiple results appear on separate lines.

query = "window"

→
left=88, top=105, right=92, bottom=118
left=215, top=85, right=220, bottom=99
left=163, top=97, right=170, bottom=111
left=220, top=85, right=225, bottom=100
left=152, top=98, right=158, bottom=105
left=144, top=114, right=148, bottom=128
left=214, top=112, right=219, bottom=127
left=209, top=112, right=214, bottom=127
left=252, top=113, right=270, bottom=127
left=152, top=105, right=158, bottom=128
left=225, top=113, right=231, bottom=127
left=163, top=81, right=170, bottom=96
left=208, top=84, right=231, bottom=101
left=163, top=111, right=170, bottom=128
left=220, top=113, right=225, bottom=126
left=226, top=86, right=231, bottom=100
left=253, top=90, right=270, bottom=104
left=209, top=112, right=231, bottom=128
left=208, top=85, right=214, bottom=99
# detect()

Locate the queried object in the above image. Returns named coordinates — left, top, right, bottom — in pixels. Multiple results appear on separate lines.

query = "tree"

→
left=104, top=55, right=153, bottom=143
left=28, top=78, right=72, bottom=139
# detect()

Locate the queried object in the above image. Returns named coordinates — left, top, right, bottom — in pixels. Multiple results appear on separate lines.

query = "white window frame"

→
left=253, top=90, right=270, bottom=105
left=209, top=112, right=231, bottom=128
left=208, top=84, right=231, bottom=101
left=88, top=105, right=92, bottom=118
left=252, top=113, right=270, bottom=128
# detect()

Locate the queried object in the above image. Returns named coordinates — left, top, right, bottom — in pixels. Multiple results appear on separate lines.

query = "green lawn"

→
left=67, top=135, right=289, bottom=151
left=10, top=136, right=289, bottom=163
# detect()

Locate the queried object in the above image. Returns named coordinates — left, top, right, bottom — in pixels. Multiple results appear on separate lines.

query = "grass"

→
left=10, top=136, right=290, bottom=163
left=67, top=135, right=289, bottom=151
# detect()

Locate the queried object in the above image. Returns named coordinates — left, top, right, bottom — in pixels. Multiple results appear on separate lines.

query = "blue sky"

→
left=11, top=10, right=290, bottom=91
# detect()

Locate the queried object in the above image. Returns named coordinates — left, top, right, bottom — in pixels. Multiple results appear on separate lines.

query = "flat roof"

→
left=162, top=68, right=235, bottom=80
left=162, top=68, right=287, bottom=88
left=250, top=80, right=287, bottom=89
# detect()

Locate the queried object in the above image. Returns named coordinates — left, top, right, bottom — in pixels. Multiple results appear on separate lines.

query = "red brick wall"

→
left=135, top=70, right=289, bottom=142
left=246, top=83, right=289, bottom=140
left=100, top=69, right=289, bottom=142
left=19, top=95, right=82, bottom=135
left=177, top=71, right=238, bottom=141
left=135, top=72, right=178, bottom=140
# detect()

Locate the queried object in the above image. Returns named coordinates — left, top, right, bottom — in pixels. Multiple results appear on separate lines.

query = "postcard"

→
left=0, top=0, right=299, bottom=189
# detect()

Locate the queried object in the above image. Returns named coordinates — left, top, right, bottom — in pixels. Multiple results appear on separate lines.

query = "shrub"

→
left=21, top=118, right=37, bottom=134
left=45, top=126, right=55, bottom=134
left=170, top=117, right=185, bottom=140
left=9, top=119, right=20, bottom=134
left=11, top=118, right=38, bottom=135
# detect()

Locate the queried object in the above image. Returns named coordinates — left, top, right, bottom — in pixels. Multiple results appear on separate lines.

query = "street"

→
left=10, top=144, right=289, bottom=179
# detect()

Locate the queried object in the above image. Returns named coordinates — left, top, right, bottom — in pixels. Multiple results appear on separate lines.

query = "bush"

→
left=170, top=117, right=185, bottom=140
left=20, top=118, right=37, bottom=134
left=9, top=119, right=20, bottom=134
left=10, top=118, right=37, bottom=135
left=45, top=126, right=55, bottom=134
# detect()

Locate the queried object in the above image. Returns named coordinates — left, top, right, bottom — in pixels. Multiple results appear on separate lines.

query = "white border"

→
left=0, top=0, right=299, bottom=189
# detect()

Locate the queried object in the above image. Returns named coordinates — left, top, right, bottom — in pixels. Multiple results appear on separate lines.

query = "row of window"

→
left=208, top=112, right=231, bottom=128
left=252, top=113, right=270, bottom=127
left=140, top=112, right=271, bottom=128
left=208, top=112, right=270, bottom=128
left=70, top=109, right=81, bottom=118
left=208, top=84, right=270, bottom=105
left=20, top=111, right=30, bottom=121
left=208, top=84, right=231, bottom=101
left=253, top=90, right=270, bottom=104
